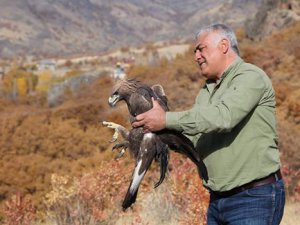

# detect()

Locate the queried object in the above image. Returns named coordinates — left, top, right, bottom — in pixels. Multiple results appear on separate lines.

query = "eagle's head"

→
left=108, top=79, right=141, bottom=107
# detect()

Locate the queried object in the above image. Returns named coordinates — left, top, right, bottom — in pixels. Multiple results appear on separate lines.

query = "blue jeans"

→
left=207, top=179, right=285, bottom=225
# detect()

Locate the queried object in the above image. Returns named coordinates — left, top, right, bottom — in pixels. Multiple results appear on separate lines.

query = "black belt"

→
left=211, top=170, right=282, bottom=197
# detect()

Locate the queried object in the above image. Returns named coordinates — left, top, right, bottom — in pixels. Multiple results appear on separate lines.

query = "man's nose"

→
left=194, top=50, right=202, bottom=61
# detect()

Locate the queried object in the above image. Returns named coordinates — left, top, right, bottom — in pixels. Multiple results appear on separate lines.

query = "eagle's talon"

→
left=103, top=121, right=120, bottom=142
left=115, top=148, right=126, bottom=160
left=109, top=137, right=118, bottom=143
left=102, top=121, right=119, bottom=129
left=111, top=131, right=119, bottom=142
left=112, top=143, right=128, bottom=159
left=112, top=143, right=125, bottom=151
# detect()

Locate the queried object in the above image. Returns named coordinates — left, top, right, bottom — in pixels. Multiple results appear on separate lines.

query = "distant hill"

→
left=0, top=4, right=300, bottom=220
left=245, top=0, right=300, bottom=39
left=0, top=0, right=262, bottom=59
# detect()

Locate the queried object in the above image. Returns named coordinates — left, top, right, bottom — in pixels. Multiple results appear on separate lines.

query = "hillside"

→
left=246, top=0, right=300, bottom=39
left=0, top=19, right=300, bottom=224
left=0, top=1, right=299, bottom=223
left=0, top=0, right=262, bottom=59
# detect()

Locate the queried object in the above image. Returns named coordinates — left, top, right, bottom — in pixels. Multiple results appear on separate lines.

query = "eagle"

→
left=103, top=79, right=207, bottom=210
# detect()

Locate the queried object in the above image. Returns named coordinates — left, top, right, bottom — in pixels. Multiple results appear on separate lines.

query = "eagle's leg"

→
left=112, top=141, right=129, bottom=159
left=102, top=121, right=129, bottom=142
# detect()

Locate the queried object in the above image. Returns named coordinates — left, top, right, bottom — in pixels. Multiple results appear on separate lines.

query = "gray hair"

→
left=196, top=24, right=240, bottom=56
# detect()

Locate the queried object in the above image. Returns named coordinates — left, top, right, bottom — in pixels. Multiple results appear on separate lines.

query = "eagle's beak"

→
left=108, top=94, right=120, bottom=107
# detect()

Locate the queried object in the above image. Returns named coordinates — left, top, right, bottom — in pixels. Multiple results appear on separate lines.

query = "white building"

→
left=37, top=60, right=56, bottom=72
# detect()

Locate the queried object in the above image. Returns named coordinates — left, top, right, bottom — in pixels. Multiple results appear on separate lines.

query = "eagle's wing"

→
left=122, top=133, right=157, bottom=210
left=128, top=91, right=152, bottom=119
left=151, top=84, right=166, bottom=97
left=158, top=131, right=208, bottom=182
left=151, top=84, right=168, bottom=111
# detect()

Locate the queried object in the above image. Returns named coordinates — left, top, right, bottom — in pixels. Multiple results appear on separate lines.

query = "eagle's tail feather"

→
left=122, top=188, right=138, bottom=210
left=154, top=144, right=169, bottom=188
left=122, top=139, right=156, bottom=210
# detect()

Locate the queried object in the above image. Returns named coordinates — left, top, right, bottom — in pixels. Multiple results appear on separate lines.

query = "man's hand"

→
left=132, top=98, right=166, bottom=132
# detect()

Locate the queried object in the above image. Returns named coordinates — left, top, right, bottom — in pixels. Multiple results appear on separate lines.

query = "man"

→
left=133, top=24, right=285, bottom=225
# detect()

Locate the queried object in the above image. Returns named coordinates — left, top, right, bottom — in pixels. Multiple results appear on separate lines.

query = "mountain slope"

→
left=245, top=0, right=300, bottom=39
left=0, top=0, right=261, bottom=58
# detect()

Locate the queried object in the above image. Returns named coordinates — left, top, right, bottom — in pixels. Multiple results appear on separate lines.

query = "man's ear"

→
left=220, top=38, right=230, bottom=54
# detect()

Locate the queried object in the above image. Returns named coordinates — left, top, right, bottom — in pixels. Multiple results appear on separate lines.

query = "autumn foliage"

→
left=3, top=192, right=36, bottom=225
left=0, top=21, right=300, bottom=224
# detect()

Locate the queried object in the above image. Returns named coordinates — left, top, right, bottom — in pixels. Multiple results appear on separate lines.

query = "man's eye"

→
left=194, top=46, right=206, bottom=53
left=194, top=47, right=200, bottom=53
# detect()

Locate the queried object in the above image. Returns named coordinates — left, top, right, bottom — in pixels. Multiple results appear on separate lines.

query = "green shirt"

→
left=166, top=57, right=280, bottom=192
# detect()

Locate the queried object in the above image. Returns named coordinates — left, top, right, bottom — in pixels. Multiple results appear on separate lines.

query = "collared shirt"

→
left=166, top=57, right=280, bottom=192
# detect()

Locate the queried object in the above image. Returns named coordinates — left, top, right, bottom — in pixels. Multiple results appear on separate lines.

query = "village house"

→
left=37, top=59, right=56, bottom=72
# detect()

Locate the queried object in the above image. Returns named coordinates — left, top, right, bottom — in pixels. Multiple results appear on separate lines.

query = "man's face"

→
left=194, top=32, right=224, bottom=80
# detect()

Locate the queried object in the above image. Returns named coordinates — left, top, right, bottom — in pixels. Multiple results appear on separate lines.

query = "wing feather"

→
left=122, top=133, right=157, bottom=210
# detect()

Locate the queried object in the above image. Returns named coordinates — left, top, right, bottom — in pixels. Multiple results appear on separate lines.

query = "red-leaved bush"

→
left=3, top=192, right=36, bottom=225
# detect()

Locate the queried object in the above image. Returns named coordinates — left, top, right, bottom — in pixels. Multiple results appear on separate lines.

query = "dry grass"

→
left=115, top=183, right=181, bottom=225
left=1, top=20, right=300, bottom=225
left=281, top=201, right=300, bottom=225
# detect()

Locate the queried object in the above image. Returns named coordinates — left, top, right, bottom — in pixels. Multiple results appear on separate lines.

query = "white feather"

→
left=143, top=132, right=154, bottom=140
left=130, top=159, right=146, bottom=194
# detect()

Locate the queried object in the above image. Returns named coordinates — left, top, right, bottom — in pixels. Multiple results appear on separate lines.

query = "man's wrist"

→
left=165, top=112, right=183, bottom=131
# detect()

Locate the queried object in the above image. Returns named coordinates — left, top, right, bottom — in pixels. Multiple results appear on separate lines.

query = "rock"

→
left=245, top=0, right=300, bottom=40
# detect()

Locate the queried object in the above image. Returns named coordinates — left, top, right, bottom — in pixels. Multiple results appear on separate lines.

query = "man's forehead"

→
left=195, top=32, right=210, bottom=46
left=195, top=31, right=220, bottom=46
